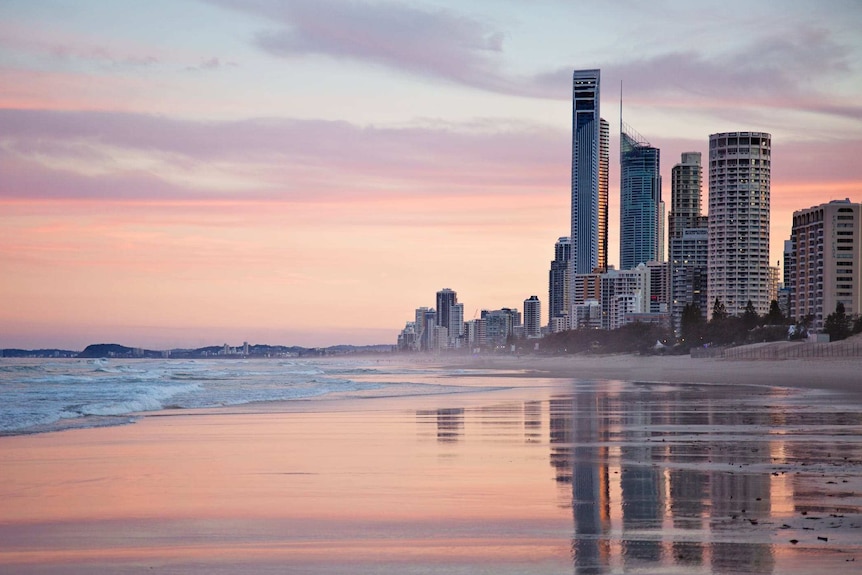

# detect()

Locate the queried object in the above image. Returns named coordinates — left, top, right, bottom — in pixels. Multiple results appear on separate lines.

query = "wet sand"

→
left=1, top=361, right=861, bottom=574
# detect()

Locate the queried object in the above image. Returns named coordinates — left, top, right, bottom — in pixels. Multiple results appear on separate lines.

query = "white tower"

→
left=707, top=132, right=771, bottom=317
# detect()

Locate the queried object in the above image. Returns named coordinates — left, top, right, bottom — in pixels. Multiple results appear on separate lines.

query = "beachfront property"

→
left=620, top=121, right=662, bottom=271
left=570, top=69, right=605, bottom=279
left=398, top=71, right=859, bottom=349
left=523, top=296, right=542, bottom=338
left=435, top=288, right=457, bottom=335
left=598, top=118, right=610, bottom=273
left=548, top=237, right=571, bottom=330
left=670, top=227, right=709, bottom=330
left=669, top=152, right=709, bottom=331
left=399, top=290, right=537, bottom=351
left=788, top=199, right=862, bottom=332
left=707, top=131, right=772, bottom=318
left=482, top=308, right=522, bottom=347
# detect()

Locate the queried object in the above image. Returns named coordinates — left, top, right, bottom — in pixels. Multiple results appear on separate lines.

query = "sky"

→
left=1, top=0, right=861, bottom=350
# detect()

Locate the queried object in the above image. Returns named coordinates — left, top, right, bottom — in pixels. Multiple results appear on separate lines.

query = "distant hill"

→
left=77, top=343, right=163, bottom=359
left=2, top=342, right=394, bottom=360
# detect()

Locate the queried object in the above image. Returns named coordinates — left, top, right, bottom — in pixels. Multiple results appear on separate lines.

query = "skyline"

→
left=2, top=1, right=862, bottom=349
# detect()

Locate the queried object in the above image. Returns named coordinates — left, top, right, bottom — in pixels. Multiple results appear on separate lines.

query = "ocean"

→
left=0, top=357, right=461, bottom=436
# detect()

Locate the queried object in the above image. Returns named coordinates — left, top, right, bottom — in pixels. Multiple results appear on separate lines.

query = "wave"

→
left=0, top=357, right=456, bottom=436
left=63, top=382, right=201, bottom=418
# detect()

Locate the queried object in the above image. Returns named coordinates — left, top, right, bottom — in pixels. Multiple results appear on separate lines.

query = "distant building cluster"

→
left=398, top=69, right=861, bottom=351
left=397, top=288, right=542, bottom=352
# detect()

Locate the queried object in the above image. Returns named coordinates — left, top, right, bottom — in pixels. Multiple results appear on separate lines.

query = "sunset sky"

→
left=2, top=0, right=861, bottom=349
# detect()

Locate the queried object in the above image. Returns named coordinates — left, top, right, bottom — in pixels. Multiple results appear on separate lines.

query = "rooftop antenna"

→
left=620, top=80, right=623, bottom=130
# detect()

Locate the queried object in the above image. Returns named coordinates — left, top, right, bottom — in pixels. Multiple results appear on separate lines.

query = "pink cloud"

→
left=0, top=109, right=569, bottom=204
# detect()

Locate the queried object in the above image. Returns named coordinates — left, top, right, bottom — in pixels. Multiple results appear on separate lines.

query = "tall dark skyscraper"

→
left=435, top=288, right=457, bottom=330
left=570, top=69, right=602, bottom=276
left=620, top=122, right=661, bottom=270
left=669, top=152, right=708, bottom=330
left=548, top=237, right=571, bottom=325
left=669, top=152, right=704, bottom=244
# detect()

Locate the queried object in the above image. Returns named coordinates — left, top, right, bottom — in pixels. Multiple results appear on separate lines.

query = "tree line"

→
left=536, top=299, right=862, bottom=356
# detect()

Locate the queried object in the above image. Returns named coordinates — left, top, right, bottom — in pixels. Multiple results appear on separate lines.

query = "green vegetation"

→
left=538, top=298, right=862, bottom=356
left=823, top=302, right=855, bottom=342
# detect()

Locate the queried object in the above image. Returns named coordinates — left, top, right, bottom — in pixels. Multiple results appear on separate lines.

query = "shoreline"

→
left=438, top=353, right=862, bottom=398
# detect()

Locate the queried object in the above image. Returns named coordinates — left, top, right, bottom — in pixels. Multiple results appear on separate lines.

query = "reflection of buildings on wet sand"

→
left=548, top=384, right=781, bottom=574
left=416, top=408, right=464, bottom=442
left=551, top=392, right=613, bottom=573
left=707, top=401, right=775, bottom=574
left=414, top=383, right=856, bottom=574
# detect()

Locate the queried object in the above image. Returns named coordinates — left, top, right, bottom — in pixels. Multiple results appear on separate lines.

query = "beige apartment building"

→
left=789, top=199, right=861, bottom=332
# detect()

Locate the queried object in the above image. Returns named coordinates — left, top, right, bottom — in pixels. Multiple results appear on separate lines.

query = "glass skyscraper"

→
left=570, top=69, right=602, bottom=276
left=548, top=236, right=571, bottom=325
left=435, top=288, right=457, bottom=331
left=598, top=118, right=610, bottom=273
left=619, top=123, right=661, bottom=271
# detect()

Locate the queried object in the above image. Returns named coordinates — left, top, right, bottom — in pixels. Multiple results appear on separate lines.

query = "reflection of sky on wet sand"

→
left=1, top=378, right=861, bottom=574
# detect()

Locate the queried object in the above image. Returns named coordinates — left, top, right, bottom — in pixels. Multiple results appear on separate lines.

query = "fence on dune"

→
left=697, top=341, right=862, bottom=360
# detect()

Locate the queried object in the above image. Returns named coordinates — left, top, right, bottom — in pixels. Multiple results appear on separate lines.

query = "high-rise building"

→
left=397, top=322, right=417, bottom=351
left=464, top=318, right=486, bottom=348
left=647, top=261, right=671, bottom=314
left=598, top=118, right=610, bottom=272
left=572, top=272, right=602, bottom=306
left=789, top=199, right=862, bottom=332
left=669, top=152, right=704, bottom=244
left=436, top=288, right=457, bottom=330
left=670, top=227, right=709, bottom=330
left=415, top=307, right=436, bottom=351
left=657, top=201, right=666, bottom=263
left=707, top=132, right=771, bottom=317
left=783, top=239, right=793, bottom=289
left=481, top=308, right=521, bottom=346
left=449, top=302, right=464, bottom=347
left=548, top=237, right=571, bottom=326
left=600, top=265, right=650, bottom=330
left=620, top=122, right=661, bottom=271
left=523, top=296, right=541, bottom=338
left=668, top=152, right=708, bottom=331
left=570, top=69, right=602, bottom=276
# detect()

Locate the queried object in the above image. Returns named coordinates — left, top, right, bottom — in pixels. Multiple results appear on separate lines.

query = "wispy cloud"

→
left=208, top=0, right=521, bottom=92
left=185, top=56, right=239, bottom=72
left=207, top=0, right=862, bottom=124
left=0, top=21, right=161, bottom=69
left=0, top=109, right=568, bottom=203
left=604, top=25, right=862, bottom=121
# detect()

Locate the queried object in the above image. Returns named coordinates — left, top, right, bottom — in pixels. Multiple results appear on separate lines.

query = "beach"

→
left=451, top=352, right=862, bottom=398
left=1, top=355, right=861, bottom=574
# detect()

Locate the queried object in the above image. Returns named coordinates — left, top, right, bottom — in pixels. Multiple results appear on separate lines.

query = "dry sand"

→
left=446, top=353, right=862, bottom=398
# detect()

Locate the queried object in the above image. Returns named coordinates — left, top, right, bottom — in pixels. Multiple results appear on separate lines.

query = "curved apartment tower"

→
left=707, top=132, right=771, bottom=317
